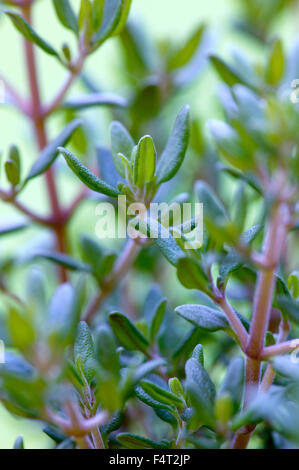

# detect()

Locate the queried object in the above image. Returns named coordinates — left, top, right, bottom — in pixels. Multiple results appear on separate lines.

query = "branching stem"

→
left=83, top=238, right=141, bottom=323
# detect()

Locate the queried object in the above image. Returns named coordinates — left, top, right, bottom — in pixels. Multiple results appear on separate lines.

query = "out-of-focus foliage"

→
left=0, top=0, right=299, bottom=451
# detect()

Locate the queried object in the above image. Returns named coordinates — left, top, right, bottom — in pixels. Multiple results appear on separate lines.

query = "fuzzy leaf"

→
left=26, top=120, right=82, bottom=182
left=112, top=0, right=132, bottom=36
left=59, top=147, right=120, bottom=197
left=195, top=180, right=228, bottom=222
left=74, top=322, right=96, bottom=383
left=52, top=0, right=78, bottom=33
left=5, top=10, right=59, bottom=57
left=149, top=298, right=167, bottom=342
left=92, top=0, right=123, bottom=47
left=133, top=135, right=156, bottom=187
left=33, top=251, right=91, bottom=272
left=109, top=312, right=149, bottom=355
left=139, top=380, right=184, bottom=408
left=175, top=304, right=229, bottom=332
left=210, top=55, right=248, bottom=87
left=265, top=39, right=285, bottom=86
left=117, top=433, right=170, bottom=449
left=63, top=92, right=127, bottom=110
left=156, top=106, right=190, bottom=185
left=0, top=221, right=28, bottom=237
left=177, top=257, right=209, bottom=291
left=110, top=121, right=135, bottom=178
left=168, top=24, right=205, bottom=70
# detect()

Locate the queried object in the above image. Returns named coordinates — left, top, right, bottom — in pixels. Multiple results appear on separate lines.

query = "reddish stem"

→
left=231, top=199, right=290, bottom=449
left=83, top=239, right=140, bottom=323
left=22, top=4, right=67, bottom=282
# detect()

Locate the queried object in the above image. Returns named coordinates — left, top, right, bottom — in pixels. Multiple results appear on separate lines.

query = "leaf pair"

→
left=110, top=105, right=190, bottom=189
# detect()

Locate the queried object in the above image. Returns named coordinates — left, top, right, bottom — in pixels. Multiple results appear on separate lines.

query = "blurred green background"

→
left=0, top=0, right=295, bottom=449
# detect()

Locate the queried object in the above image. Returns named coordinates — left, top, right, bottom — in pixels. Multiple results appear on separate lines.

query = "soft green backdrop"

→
left=0, top=0, right=294, bottom=449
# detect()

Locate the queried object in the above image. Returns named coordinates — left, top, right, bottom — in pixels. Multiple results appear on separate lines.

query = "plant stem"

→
left=0, top=73, right=30, bottom=114
left=22, top=4, right=67, bottom=282
left=261, top=338, right=299, bottom=359
left=260, top=319, right=290, bottom=391
left=246, top=202, right=289, bottom=359
left=231, top=200, right=289, bottom=449
left=216, top=297, right=248, bottom=351
left=91, top=427, right=105, bottom=449
left=76, top=435, right=94, bottom=449
left=83, top=238, right=141, bottom=323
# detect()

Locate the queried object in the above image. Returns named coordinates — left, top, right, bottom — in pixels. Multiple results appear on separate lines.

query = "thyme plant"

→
left=0, top=0, right=299, bottom=450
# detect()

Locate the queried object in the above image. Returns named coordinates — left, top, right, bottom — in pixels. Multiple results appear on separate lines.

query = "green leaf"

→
left=92, top=0, right=105, bottom=31
left=95, top=324, right=120, bottom=374
left=192, top=344, right=204, bottom=366
left=133, top=135, right=156, bottom=187
left=185, top=357, right=215, bottom=428
left=209, top=120, right=255, bottom=171
left=288, top=271, right=299, bottom=300
left=63, top=92, right=127, bottom=110
left=116, top=433, right=170, bottom=449
left=112, top=0, right=132, bottom=36
left=92, top=0, right=123, bottom=47
left=272, top=356, right=299, bottom=381
left=74, top=322, right=96, bottom=383
left=80, top=235, right=116, bottom=281
left=276, top=295, right=299, bottom=324
left=133, top=359, right=166, bottom=385
left=7, top=308, right=35, bottom=351
left=43, top=425, right=66, bottom=444
left=219, top=357, right=244, bottom=410
left=47, top=283, right=81, bottom=346
left=59, top=147, right=120, bottom=198
left=176, top=257, right=209, bottom=291
left=33, top=251, right=91, bottom=272
left=137, top=217, right=185, bottom=266
left=232, top=183, right=247, bottom=232
left=231, top=389, right=285, bottom=432
left=5, top=145, right=21, bottom=186
left=172, top=327, right=201, bottom=364
left=4, top=10, right=59, bottom=57
left=0, top=352, right=35, bottom=379
left=80, top=234, right=103, bottom=270
left=110, top=121, right=135, bottom=178
left=139, top=380, right=184, bottom=408
left=0, top=221, right=28, bottom=237
left=195, top=180, right=228, bottom=222
left=79, top=0, right=93, bottom=41
left=95, top=371, right=121, bottom=412
left=156, top=106, right=190, bottom=185
left=149, top=298, right=167, bottom=342
left=175, top=304, right=229, bottom=332
left=26, top=120, right=82, bottom=182
left=134, top=385, right=174, bottom=412
left=265, top=38, right=285, bottom=86
left=109, top=312, right=149, bottom=355
left=100, top=412, right=123, bottom=436
left=168, top=377, right=186, bottom=403
left=215, top=393, right=233, bottom=425
left=209, top=55, right=248, bottom=87
left=219, top=224, right=262, bottom=283
left=52, top=0, right=78, bottom=33
left=186, top=357, right=216, bottom=404
left=97, top=252, right=117, bottom=281
left=168, top=24, right=205, bottom=70
left=97, top=146, right=123, bottom=188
